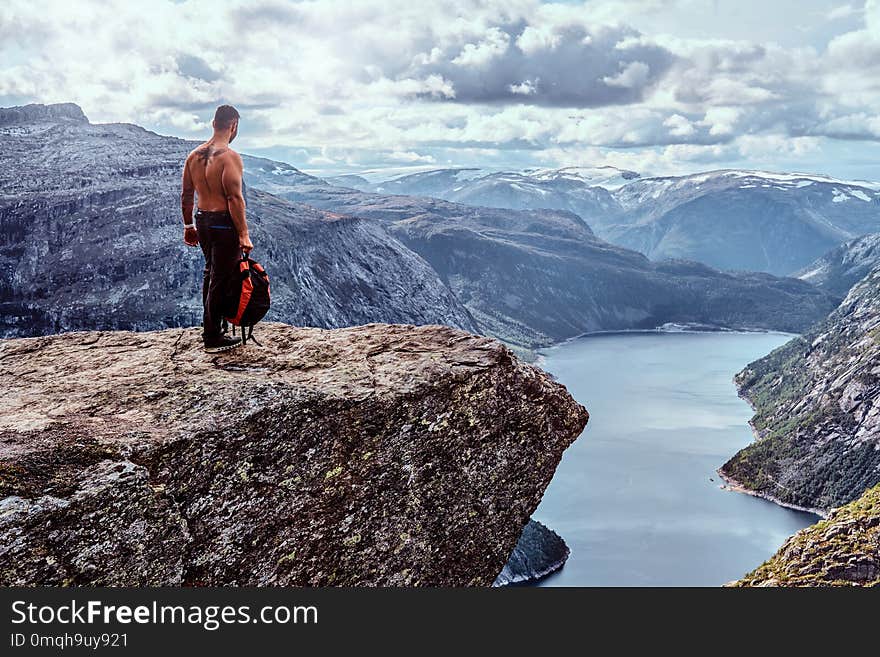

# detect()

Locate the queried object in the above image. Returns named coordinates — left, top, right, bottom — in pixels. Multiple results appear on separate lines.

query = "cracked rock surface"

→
left=0, top=321, right=588, bottom=586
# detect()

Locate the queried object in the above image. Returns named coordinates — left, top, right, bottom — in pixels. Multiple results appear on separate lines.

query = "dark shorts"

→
left=195, top=209, right=240, bottom=340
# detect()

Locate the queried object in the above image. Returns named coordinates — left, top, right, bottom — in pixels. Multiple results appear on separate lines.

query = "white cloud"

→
left=602, top=61, right=651, bottom=89
left=515, top=25, right=562, bottom=54
left=664, top=113, right=695, bottom=137
left=812, top=112, right=880, bottom=139
left=509, top=78, right=539, bottom=95
left=146, top=108, right=211, bottom=133
left=1, top=0, right=880, bottom=178
left=386, top=150, right=436, bottom=163
left=736, top=133, right=822, bottom=158
left=827, top=4, right=861, bottom=21
left=699, top=107, right=742, bottom=137
left=451, top=27, right=510, bottom=67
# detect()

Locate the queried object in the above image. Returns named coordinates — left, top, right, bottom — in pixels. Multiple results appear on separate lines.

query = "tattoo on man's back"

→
left=195, top=145, right=227, bottom=165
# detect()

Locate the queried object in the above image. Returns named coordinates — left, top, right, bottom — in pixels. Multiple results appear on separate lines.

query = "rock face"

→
left=0, top=104, right=476, bottom=338
left=492, top=519, right=569, bottom=586
left=732, top=484, right=880, bottom=587
left=0, top=102, right=88, bottom=125
left=797, top=233, right=880, bottom=299
left=0, top=322, right=588, bottom=586
left=721, top=268, right=880, bottom=512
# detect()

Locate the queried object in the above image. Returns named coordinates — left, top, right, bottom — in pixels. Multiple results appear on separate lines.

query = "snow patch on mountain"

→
left=523, top=165, right=641, bottom=189
left=355, top=166, right=500, bottom=184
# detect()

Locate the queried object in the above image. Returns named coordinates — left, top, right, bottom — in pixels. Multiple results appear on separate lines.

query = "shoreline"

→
left=725, top=374, right=829, bottom=519
left=716, top=469, right=829, bottom=519
left=539, top=324, right=798, bottom=354
left=536, top=324, right=798, bottom=379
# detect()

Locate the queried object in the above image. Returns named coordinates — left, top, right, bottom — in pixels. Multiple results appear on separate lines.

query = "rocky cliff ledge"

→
left=731, top=484, right=879, bottom=587
left=0, top=322, right=588, bottom=586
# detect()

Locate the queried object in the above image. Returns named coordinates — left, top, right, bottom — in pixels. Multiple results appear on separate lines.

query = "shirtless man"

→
left=181, top=104, right=254, bottom=352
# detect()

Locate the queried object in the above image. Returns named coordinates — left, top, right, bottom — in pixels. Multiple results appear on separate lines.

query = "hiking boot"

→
left=203, top=335, right=243, bottom=353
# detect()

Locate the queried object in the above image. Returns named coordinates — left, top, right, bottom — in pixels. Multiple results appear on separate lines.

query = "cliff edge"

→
left=0, top=322, right=588, bottom=586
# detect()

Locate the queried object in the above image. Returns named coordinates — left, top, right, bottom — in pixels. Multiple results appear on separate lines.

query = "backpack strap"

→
left=243, top=324, right=262, bottom=347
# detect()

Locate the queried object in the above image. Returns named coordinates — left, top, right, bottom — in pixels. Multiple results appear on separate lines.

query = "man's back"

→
left=186, top=142, right=239, bottom=212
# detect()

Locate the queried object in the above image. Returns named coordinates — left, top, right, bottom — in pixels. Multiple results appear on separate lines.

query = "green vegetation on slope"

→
left=732, top=484, right=880, bottom=587
left=721, top=268, right=880, bottom=511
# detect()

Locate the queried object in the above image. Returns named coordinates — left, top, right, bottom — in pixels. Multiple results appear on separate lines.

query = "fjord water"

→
left=533, top=332, right=819, bottom=587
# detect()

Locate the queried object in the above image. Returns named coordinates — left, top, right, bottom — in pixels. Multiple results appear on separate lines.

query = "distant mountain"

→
left=363, top=165, right=639, bottom=192
left=324, top=173, right=371, bottom=189
left=241, top=171, right=836, bottom=347
left=796, top=233, right=880, bottom=298
left=603, top=170, right=880, bottom=276
left=0, top=104, right=477, bottom=337
left=237, top=153, right=329, bottom=193
left=0, top=102, right=88, bottom=126
left=721, top=267, right=880, bottom=512
left=340, top=166, right=880, bottom=277
left=526, top=165, right=642, bottom=190
left=342, top=166, right=633, bottom=230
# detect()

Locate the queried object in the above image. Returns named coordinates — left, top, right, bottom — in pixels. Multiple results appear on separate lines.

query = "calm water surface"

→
left=534, top=332, right=819, bottom=587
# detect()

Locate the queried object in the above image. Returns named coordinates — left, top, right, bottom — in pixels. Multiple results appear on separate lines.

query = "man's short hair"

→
left=214, top=104, right=240, bottom=130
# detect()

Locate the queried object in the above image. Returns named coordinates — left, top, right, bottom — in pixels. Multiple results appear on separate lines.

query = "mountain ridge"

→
left=0, top=102, right=836, bottom=348
left=796, top=233, right=880, bottom=298
left=341, top=162, right=880, bottom=276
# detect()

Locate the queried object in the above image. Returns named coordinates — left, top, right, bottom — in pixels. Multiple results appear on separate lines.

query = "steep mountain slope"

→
left=732, top=484, right=879, bottom=587
left=243, top=175, right=836, bottom=347
left=721, top=268, right=880, bottom=511
left=606, top=170, right=880, bottom=275
left=0, top=104, right=476, bottom=337
left=797, top=233, right=880, bottom=298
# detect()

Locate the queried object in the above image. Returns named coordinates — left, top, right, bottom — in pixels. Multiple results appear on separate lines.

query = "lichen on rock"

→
left=0, top=322, right=588, bottom=586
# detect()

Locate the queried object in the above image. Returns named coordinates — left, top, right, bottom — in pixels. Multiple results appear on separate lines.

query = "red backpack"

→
left=222, top=251, right=271, bottom=345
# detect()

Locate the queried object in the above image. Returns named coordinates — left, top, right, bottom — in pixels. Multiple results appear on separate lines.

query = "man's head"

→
left=212, top=104, right=240, bottom=143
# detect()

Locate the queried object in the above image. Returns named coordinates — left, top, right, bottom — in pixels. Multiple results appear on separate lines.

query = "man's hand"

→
left=239, top=233, right=254, bottom=255
left=184, top=226, right=199, bottom=247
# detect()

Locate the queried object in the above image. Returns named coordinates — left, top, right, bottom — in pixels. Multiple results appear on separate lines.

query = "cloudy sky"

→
left=4, top=0, right=880, bottom=180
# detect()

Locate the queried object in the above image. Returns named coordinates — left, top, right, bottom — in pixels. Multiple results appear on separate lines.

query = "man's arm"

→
left=181, top=155, right=198, bottom=246
left=181, top=154, right=195, bottom=223
left=221, top=152, right=253, bottom=254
